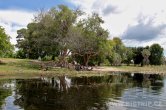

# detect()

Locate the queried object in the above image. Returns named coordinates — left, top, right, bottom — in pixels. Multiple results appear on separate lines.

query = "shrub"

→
left=42, top=55, right=52, bottom=61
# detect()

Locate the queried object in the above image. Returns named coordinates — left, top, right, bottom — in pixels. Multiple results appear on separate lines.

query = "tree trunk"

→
left=59, top=49, right=68, bottom=67
left=0, top=60, right=2, bottom=64
left=84, top=54, right=90, bottom=67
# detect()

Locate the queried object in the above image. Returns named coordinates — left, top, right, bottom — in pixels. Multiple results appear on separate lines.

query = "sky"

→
left=0, top=0, right=166, bottom=55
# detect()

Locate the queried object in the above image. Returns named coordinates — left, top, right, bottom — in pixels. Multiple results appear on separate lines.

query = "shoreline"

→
left=93, top=66, right=166, bottom=75
left=1, top=66, right=166, bottom=79
left=1, top=58, right=166, bottom=79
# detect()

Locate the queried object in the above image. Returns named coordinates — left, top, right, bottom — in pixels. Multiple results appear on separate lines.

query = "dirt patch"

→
left=93, top=66, right=120, bottom=72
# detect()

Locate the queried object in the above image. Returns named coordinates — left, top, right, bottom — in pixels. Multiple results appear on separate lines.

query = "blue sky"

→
left=0, top=0, right=74, bottom=11
left=0, top=0, right=166, bottom=55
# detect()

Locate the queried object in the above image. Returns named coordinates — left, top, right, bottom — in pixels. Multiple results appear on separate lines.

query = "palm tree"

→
left=141, top=49, right=151, bottom=65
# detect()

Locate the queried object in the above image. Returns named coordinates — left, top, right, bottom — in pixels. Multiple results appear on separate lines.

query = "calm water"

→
left=0, top=73, right=166, bottom=110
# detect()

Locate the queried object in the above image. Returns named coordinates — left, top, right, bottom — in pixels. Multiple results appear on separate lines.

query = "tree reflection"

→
left=58, top=76, right=69, bottom=92
left=12, top=73, right=164, bottom=110
left=0, top=80, right=12, bottom=109
left=133, top=73, right=164, bottom=90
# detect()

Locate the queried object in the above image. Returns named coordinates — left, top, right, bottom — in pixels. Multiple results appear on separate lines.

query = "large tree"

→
left=149, top=44, right=164, bottom=65
left=106, top=37, right=126, bottom=66
left=16, top=5, right=81, bottom=61
left=0, top=26, right=13, bottom=58
left=16, top=5, right=109, bottom=68
left=69, top=13, right=109, bottom=66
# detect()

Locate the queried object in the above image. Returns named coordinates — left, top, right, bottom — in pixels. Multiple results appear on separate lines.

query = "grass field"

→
left=0, top=58, right=166, bottom=79
left=113, top=65, right=166, bottom=74
left=0, top=58, right=109, bottom=79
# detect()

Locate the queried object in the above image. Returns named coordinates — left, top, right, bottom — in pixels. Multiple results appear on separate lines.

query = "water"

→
left=0, top=73, right=166, bottom=110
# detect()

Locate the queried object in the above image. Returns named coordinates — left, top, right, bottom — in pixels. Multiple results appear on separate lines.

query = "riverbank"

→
left=0, top=58, right=110, bottom=79
left=94, top=65, right=166, bottom=74
left=0, top=58, right=166, bottom=79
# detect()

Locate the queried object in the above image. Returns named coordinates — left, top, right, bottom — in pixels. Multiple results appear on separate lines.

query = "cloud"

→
left=102, top=5, right=119, bottom=16
left=0, top=9, right=35, bottom=44
left=122, top=16, right=166, bottom=41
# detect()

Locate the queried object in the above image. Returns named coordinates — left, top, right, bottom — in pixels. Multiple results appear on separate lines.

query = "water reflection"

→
left=0, top=73, right=166, bottom=110
left=0, top=80, right=11, bottom=105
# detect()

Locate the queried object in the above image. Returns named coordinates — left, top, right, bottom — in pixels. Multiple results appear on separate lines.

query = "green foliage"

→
left=124, top=47, right=134, bottom=65
left=112, top=53, right=122, bottom=66
left=103, top=59, right=110, bottom=66
left=15, top=49, right=26, bottom=59
left=106, top=37, right=126, bottom=66
left=149, top=44, right=164, bottom=65
left=132, top=47, right=144, bottom=65
left=141, top=49, right=151, bottom=65
left=69, top=13, right=109, bottom=66
left=42, top=55, right=52, bottom=61
left=0, top=26, right=14, bottom=57
left=16, top=5, right=80, bottom=59
left=142, top=49, right=151, bottom=57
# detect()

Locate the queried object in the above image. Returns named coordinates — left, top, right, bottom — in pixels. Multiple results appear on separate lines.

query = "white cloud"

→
left=69, top=0, right=166, bottom=55
left=0, top=9, right=35, bottom=44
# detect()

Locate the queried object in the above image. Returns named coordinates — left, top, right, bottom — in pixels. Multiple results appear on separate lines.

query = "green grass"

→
left=0, top=58, right=109, bottom=79
left=112, top=65, right=166, bottom=74
left=0, top=58, right=166, bottom=79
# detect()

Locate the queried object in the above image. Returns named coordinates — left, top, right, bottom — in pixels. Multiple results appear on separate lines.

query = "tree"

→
left=124, top=47, right=134, bottom=66
left=106, top=37, right=126, bottom=66
left=16, top=6, right=109, bottom=68
left=15, top=49, right=26, bottom=59
left=112, top=37, right=126, bottom=63
left=149, top=44, right=164, bottom=65
left=47, top=5, right=82, bottom=67
left=132, top=47, right=144, bottom=66
left=141, top=49, right=151, bottom=65
left=0, top=26, right=14, bottom=58
left=16, top=5, right=81, bottom=61
left=112, top=53, right=122, bottom=66
left=70, top=13, right=109, bottom=66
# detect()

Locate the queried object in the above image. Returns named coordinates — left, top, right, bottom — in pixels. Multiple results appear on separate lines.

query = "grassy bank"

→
left=112, top=65, right=166, bottom=74
left=0, top=58, right=166, bottom=79
left=0, top=58, right=109, bottom=79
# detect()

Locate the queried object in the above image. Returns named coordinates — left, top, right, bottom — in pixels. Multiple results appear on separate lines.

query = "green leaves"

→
left=0, top=26, right=14, bottom=57
left=149, top=44, right=164, bottom=65
left=141, top=49, right=151, bottom=65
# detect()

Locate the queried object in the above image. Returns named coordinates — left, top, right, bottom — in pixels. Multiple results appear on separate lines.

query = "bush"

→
left=103, top=59, right=110, bottom=66
left=15, top=49, right=26, bottom=59
left=42, top=55, right=52, bottom=61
